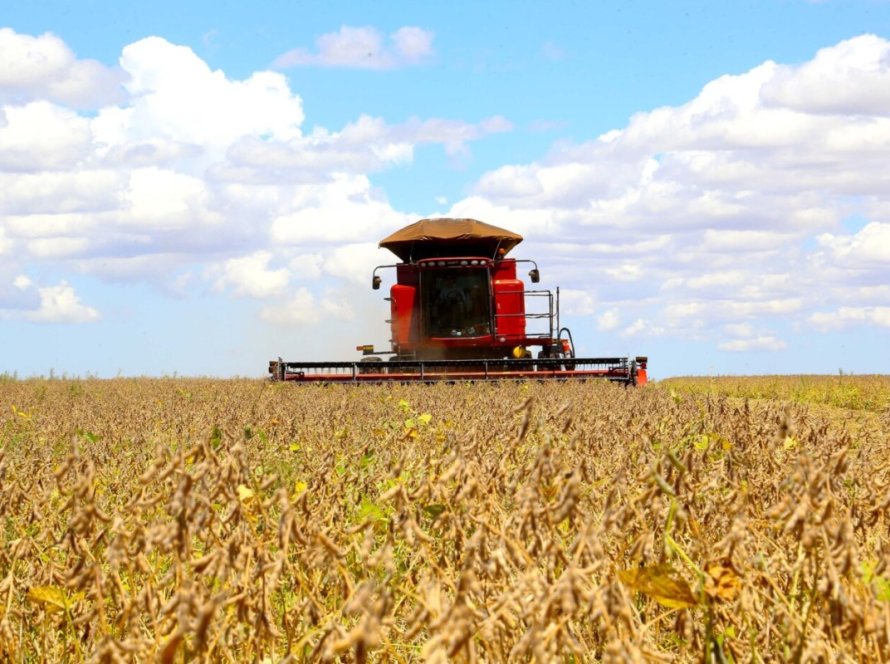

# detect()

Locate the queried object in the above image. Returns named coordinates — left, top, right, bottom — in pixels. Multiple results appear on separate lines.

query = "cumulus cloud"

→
left=28, top=281, right=100, bottom=323
left=274, top=25, right=435, bottom=70
left=0, top=28, right=510, bottom=326
left=717, top=322, right=788, bottom=352
left=597, top=309, right=620, bottom=331
left=0, top=102, right=93, bottom=171
left=761, top=34, right=890, bottom=116
left=212, top=251, right=290, bottom=298
left=808, top=306, right=890, bottom=331
left=0, top=276, right=99, bottom=323
left=222, top=113, right=510, bottom=181
left=105, top=36, right=305, bottom=152
left=0, top=27, right=124, bottom=108
left=269, top=174, right=413, bottom=245
left=815, top=222, right=890, bottom=267
left=259, top=287, right=355, bottom=324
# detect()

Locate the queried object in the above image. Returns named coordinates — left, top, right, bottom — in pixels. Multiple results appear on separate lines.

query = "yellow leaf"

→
left=294, top=480, right=308, bottom=496
left=618, top=564, right=698, bottom=609
left=237, top=484, right=254, bottom=502
left=705, top=561, right=741, bottom=602
left=27, top=586, right=83, bottom=613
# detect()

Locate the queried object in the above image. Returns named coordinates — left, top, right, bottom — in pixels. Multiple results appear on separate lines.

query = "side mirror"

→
left=529, top=268, right=540, bottom=283
left=372, top=275, right=382, bottom=290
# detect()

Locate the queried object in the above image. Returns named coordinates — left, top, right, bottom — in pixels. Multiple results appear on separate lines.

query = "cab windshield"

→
left=422, top=268, right=491, bottom=337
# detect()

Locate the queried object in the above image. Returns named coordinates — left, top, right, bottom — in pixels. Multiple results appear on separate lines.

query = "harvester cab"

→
left=269, top=218, right=648, bottom=384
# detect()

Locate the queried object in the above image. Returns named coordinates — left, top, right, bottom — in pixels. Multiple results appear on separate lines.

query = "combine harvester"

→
left=269, top=218, right=648, bottom=384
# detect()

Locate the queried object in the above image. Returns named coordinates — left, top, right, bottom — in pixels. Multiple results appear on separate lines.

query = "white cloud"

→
left=718, top=335, right=787, bottom=352
left=605, top=263, right=644, bottom=282
left=0, top=28, right=514, bottom=320
left=212, top=251, right=290, bottom=298
left=122, top=167, right=219, bottom=229
left=391, top=27, right=435, bottom=61
left=321, top=243, right=387, bottom=285
left=816, top=222, right=890, bottom=266
left=16, top=280, right=100, bottom=323
left=269, top=174, right=413, bottom=245
left=597, top=309, right=619, bottom=331
left=622, top=318, right=666, bottom=337
left=700, top=229, right=796, bottom=252
left=101, top=36, right=304, bottom=152
left=761, top=34, right=890, bottom=116
left=724, top=322, right=754, bottom=338
left=274, top=26, right=435, bottom=70
left=0, top=102, right=93, bottom=171
left=288, top=253, right=324, bottom=280
left=0, top=28, right=71, bottom=87
left=260, top=287, right=355, bottom=324
left=718, top=322, right=787, bottom=352
left=0, top=28, right=123, bottom=108
left=808, top=306, right=890, bottom=331
left=26, top=237, right=90, bottom=258
left=559, top=289, right=597, bottom=316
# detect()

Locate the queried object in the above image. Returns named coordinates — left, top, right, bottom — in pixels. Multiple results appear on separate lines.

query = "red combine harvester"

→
left=269, top=218, right=648, bottom=384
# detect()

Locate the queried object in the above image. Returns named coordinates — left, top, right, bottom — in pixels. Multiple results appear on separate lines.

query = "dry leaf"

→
left=705, top=561, right=741, bottom=602
left=27, top=586, right=83, bottom=613
left=619, top=564, right=698, bottom=609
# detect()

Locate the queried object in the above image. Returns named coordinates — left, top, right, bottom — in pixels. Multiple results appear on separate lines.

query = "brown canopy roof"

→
left=379, top=218, right=523, bottom=262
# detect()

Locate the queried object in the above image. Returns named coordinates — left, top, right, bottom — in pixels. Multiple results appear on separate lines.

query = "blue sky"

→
left=1, top=1, right=888, bottom=378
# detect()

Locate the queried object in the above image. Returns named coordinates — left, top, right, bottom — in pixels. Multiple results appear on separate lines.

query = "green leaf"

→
left=358, top=497, right=386, bottom=523
left=423, top=503, right=446, bottom=519
left=209, top=425, right=223, bottom=450
left=335, top=457, right=347, bottom=477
